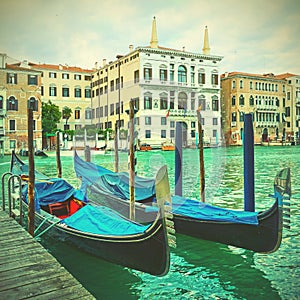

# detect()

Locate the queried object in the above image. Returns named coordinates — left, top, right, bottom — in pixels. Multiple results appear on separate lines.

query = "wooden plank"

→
left=0, top=211, right=95, bottom=299
left=27, top=285, right=95, bottom=299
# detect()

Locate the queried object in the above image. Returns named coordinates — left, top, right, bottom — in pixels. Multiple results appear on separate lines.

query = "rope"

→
left=34, top=218, right=62, bottom=239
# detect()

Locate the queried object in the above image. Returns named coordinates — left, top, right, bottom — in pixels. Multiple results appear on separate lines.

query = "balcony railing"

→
left=256, top=121, right=278, bottom=127
left=256, top=104, right=277, bottom=111
left=169, top=109, right=197, bottom=118
left=139, top=78, right=213, bottom=88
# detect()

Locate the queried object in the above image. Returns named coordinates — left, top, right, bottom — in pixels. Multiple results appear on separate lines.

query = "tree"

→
left=42, top=100, right=61, bottom=134
left=62, top=106, right=72, bottom=129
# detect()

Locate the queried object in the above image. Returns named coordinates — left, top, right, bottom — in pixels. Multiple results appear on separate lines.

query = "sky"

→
left=1, top=0, right=300, bottom=75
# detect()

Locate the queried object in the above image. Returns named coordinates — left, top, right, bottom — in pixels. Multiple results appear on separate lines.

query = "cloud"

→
left=1, top=0, right=299, bottom=74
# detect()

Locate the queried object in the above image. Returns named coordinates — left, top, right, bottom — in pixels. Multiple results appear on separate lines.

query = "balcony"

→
left=0, top=127, right=5, bottom=136
left=256, top=121, right=278, bottom=127
left=139, top=78, right=205, bottom=89
left=169, top=109, right=196, bottom=118
left=231, top=121, right=237, bottom=127
left=256, top=104, right=277, bottom=111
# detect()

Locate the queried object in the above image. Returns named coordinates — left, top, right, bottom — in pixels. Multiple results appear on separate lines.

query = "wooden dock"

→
left=0, top=210, right=95, bottom=299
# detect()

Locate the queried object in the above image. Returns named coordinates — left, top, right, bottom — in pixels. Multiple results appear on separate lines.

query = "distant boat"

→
left=261, top=141, right=291, bottom=146
left=161, top=142, right=175, bottom=151
left=139, top=143, right=152, bottom=151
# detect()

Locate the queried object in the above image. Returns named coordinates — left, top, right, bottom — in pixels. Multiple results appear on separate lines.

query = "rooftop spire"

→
left=150, top=16, right=158, bottom=48
left=202, top=26, right=210, bottom=55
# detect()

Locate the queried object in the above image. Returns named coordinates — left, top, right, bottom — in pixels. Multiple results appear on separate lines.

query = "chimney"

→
left=103, top=59, right=107, bottom=67
left=182, top=46, right=186, bottom=52
left=0, top=53, right=7, bottom=69
left=129, top=45, right=134, bottom=52
left=94, top=61, right=98, bottom=70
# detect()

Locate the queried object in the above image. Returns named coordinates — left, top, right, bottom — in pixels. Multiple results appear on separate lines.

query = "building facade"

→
left=0, top=54, right=43, bottom=154
left=90, top=18, right=223, bottom=148
left=275, top=73, right=300, bottom=143
left=221, top=72, right=287, bottom=145
left=30, top=63, right=93, bottom=132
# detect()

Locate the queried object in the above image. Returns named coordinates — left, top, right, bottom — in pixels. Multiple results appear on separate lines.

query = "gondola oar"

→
left=197, top=106, right=205, bottom=202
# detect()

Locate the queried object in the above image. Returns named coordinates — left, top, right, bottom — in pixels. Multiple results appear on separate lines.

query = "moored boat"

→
left=5, top=151, right=175, bottom=276
left=74, top=152, right=291, bottom=253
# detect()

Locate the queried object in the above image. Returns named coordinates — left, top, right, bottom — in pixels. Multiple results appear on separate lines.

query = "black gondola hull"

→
left=173, top=200, right=281, bottom=253
left=26, top=203, right=170, bottom=276
left=92, top=194, right=281, bottom=253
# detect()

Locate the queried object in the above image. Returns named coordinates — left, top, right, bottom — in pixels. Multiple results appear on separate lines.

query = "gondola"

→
left=74, top=152, right=291, bottom=253
left=7, top=151, right=175, bottom=276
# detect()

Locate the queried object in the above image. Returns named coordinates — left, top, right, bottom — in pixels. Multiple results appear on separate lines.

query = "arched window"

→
left=28, top=96, right=38, bottom=111
left=178, top=92, right=187, bottom=110
left=0, top=95, right=3, bottom=109
left=178, top=65, right=187, bottom=83
left=249, top=95, right=254, bottom=106
left=239, top=95, right=245, bottom=106
left=7, top=96, right=18, bottom=111
left=232, top=96, right=236, bottom=106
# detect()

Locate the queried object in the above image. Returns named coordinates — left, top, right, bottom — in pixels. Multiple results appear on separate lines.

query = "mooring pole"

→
left=84, top=145, right=91, bottom=162
left=127, top=99, right=136, bottom=220
left=197, top=109, right=205, bottom=202
left=243, top=113, right=255, bottom=211
left=175, top=122, right=183, bottom=196
left=56, top=131, right=62, bottom=178
left=27, top=100, right=35, bottom=236
left=114, top=122, right=119, bottom=173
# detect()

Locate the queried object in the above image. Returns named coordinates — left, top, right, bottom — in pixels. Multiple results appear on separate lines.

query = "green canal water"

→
left=0, top=146, right=299, bottom=299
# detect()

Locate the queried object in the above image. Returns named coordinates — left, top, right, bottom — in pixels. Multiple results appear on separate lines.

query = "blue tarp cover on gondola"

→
left=74, top=152, right=258, bottom=225
left=171, top=195, right=259, bottom=225
left=74, top=152, right=156, bottom=201
left=22, top=178, right=87, bottom=211
left=62, top=205, right=150, bottom=235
